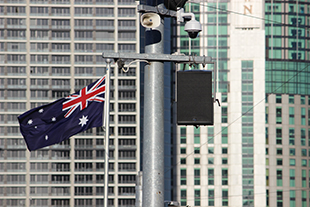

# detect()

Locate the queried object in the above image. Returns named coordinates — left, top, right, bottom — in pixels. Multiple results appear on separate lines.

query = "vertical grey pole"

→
left=135, top=171, right=143, bottom=207
left=104, top=59, right=111, bottom=207
left=142, top=4, right=165, bottom=207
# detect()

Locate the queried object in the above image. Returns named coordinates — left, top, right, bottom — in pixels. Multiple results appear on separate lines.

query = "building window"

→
left=289, top=169, right=295, bottom=187
left=180, top=169, right=186, bottom=185
left=208, top=147, right=214, bottom=154
left=194, top=147, right=200, bottom=154
left=194, top=158, right=200, bottom=164
left=276, top=94, right=282, bottom=103
left=208, top=126, right=214, bottom=143
left=194, top=127, right=200, bottom=144
left=180, top=189, right=187, bottom=206
left=276, top=128, right=282, bottom=144
left=180, top=148, right=186, bottom=154
left=289, top=107, right=295, bottom=125
left=194, top=189, right=200, bottom=206
left=276, top=107, right=282, bottom=124
left=222, top=147, right=228, bottom=154
left=301, top=95, right=305, bottom=104
left=222, top=189, right=228, bottom=206
left=180, top=158, right=186, bottom=165
left=277, top=190, right=283, bottom=207
left=118, top=8, right=136, bottom=17
left=301, top=108, right=306, bottom=125
left=302, top=170, right=306, bottom=187
left=277, top=169, right=282, bottom=186
left=289, top=128, right=295, bottom=145
left=289, top=95, right=295, bottom=104
left=301, top=128, right=306, bottom=146
left=289, top=159, right=296, bottom=166
left=222, top=127, right=228, bottom=144
left=180, top=127, right=186, bottom=144
left=208, top=189, right=214, bottom=206
left=290, top=190, right=296, bottom=207
left=222, top=106, right=228, bottom=123
left=194, top=168, right=200, bottom=185
left=302, top=191, right=307, bottom=207
left=222, top=168, right=228, bottom=185
left=208, top=168, right=214, bottom=185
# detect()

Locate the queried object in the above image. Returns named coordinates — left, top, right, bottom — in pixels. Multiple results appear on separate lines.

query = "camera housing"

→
left=177, top=8, right=202, bottom=39
left=184, top=19, right=202, bottom=39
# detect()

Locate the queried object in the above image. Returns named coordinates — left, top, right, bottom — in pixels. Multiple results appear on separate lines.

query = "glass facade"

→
left=175, top=0, right=310, bottom=207
left=242, top=60, right=254, bottom=206
left=0, top=0, right=140, bottom=207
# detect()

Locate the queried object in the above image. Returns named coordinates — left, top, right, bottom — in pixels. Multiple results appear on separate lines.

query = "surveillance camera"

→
left=177, top=8, right=202, bottom=39
left=184, top=19, right=202, bottom=39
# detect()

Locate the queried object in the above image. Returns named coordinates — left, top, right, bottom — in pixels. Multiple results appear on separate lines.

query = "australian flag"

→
left=18, top=76, right=106, bottom=151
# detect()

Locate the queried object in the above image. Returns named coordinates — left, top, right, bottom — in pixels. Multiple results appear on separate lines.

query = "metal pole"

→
left=104, top=59, right=111, bottom=207
left=142, top=2, right=165, bottom=207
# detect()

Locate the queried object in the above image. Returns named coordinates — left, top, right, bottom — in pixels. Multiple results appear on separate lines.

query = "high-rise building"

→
left=173, top=1, right=310, bottom=207
left=0, top=0, right=140, bottom=207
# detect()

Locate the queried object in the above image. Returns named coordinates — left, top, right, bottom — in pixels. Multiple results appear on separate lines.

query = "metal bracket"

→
left=102, top=52, right=218, bottom=104
left=137, top=4, right=177, bottom=17
left=102, top=52, right=213, bottom=67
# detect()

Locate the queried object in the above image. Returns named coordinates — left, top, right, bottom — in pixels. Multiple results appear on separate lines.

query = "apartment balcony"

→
left=118, top=157, right=136, bottom=160
left=74, top=26, right=93, bottom=30
left=51, top=37, right=70, bottom=41
left=30, top=61, right=49, bottom=64
left=95, top=37, right=115, bottom=41
left=30, top=85, right=49, bottom=89
left=50, top=0, right=70, bottom=4
left=51, top=192, right=70, bottom=196
left=95, top=26, right=115, bottom=30
left=51, top=13, right=70, bottom=17
left=7, top=60, right=26, bottom=64
left=51, top=85, right=71, bottom=89
left=6, top=0, right=25, bottom=3
left=51, top=61, right=71, bottom=65
left=7, top=85, right=27, bottom=89
left=30, top=25, right=49, bottom=29
left=7, top=25, right=27, bottom=29
left=74, top=14, right=93, bottom=17
left=51, top=25, right=71, bottom=30
left=118, top=97, right=136, bottom=100
left=118, top=26, right=136, bottom=30
left=7, top=49, right=27, bottom=52
left=29, top=12, right=49, bottom=16
left=118, top=85, right=136, bottom=90
left=118, top=145, right=136, bottom=150
left=7, top=156, right=26, bottom=160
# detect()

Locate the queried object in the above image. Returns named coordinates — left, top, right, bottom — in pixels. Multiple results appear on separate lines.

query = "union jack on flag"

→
left=18, top=76, right=106, bottom=151
left=62, top=76, right=106, bottom=118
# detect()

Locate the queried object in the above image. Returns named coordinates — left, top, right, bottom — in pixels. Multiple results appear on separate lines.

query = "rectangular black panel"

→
left=177, top=70, right=213, bottom=125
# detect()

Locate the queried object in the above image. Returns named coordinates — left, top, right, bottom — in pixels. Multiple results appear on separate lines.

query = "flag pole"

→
left=104, top=58, right=111, bottom=207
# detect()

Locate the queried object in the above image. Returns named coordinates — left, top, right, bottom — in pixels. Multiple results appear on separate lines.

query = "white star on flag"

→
left=51, top=117, right=56, bottom=122
left=79, top=115, right=88, bottom=127
left=27, top=119, right=33, bottom=125
left=39, top=109, right=44, bottom=113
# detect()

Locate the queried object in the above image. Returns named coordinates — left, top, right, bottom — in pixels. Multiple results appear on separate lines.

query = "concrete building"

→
left=173, top=1, right=310, bottom=207
left=0, top=0, right=140, bottom=206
